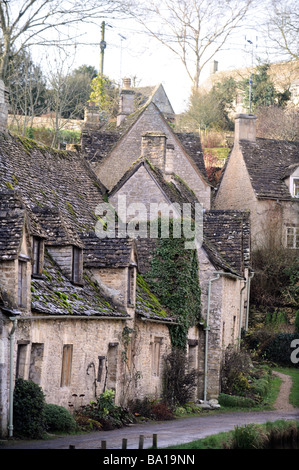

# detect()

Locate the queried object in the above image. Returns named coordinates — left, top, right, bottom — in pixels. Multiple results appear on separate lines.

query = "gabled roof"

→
left=109, top=157, right=250, bottom=277
left=81, top=91, right=208, bottom=182
left=0, top=132, right=136, bottom=267
left=109, top=158, right=198, bottom=209
left=0, top=133, right=106, bottom=237
left=203, top=210, right=251, bottom=276
left=237, top=138, right=299, bottom=200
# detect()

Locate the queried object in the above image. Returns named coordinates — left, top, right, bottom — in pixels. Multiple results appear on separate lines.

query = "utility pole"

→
left=245, top=36, right=258, bottom=114
left=100, top=21, right=107, bottom=75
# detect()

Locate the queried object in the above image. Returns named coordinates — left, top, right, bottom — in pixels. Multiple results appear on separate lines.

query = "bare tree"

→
left=0, top=0, right=127, bottom=80
left=266, top=0, right=299, bottom=61
left=128, top=0, right=256, bottom=90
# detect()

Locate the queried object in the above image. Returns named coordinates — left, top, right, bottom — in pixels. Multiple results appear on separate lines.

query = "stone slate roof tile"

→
left=0, top=133, right=106, bottom=238
left=203, top=210, right=251, bottom=276
left=81, top=233, right=134, bottom=268
left=135, top=273, right=176, bottom=323
left=0, top=132, right=136, bottom=268
left=31, top=251, right=128, bottom=317
left=240, top=138, right=299, bottom=200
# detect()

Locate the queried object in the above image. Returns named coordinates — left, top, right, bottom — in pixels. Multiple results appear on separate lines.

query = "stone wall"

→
left=197, top=247, right=245, bottom=398
left=7, top=114, right=84, bottom=132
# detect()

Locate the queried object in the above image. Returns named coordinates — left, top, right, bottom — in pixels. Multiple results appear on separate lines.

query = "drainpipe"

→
left=238, top=281, right=247, bottom=345
left=203, top=273, right=220, bottom=403
left=245, top=271, right=255, bottom=331
left=8, top=317, right=18, bottom=438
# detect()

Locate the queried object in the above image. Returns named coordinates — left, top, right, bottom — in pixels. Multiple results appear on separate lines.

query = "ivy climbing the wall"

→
left=145, top=218, right=202, bottom=350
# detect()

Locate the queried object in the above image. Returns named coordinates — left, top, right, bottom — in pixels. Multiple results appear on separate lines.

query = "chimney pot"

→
left=123, top=77, right=131, bottom=90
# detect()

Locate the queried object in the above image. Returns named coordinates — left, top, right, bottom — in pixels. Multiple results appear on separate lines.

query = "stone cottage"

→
left=0, top=78, right=253, bottom=438
left=81, top=80, right=253, bottom=402
left=214, top=114, right=299, bottom=250
left=0, top=123, right=179, bottom=438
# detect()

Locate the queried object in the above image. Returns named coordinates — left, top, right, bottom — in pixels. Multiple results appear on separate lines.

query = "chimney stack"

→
left=141, top=132, right=167, bottom=173
left=117, top=77, right=135, bottom=126
left=234, top=114, right=257, bottom=143
left=0, top=80, right=9, bottom=132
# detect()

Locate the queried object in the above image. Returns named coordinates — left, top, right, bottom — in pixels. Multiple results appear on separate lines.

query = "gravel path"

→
left=272, top=371, right=296, bottom=411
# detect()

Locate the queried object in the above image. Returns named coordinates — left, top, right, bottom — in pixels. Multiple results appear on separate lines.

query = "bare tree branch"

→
left=0, top=0, right=129, bottom=79
left=128, top=0, right=256, bottom=89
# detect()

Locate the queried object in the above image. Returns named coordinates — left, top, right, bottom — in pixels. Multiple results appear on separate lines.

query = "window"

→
left=61, top=344, right=73, bottom=387
left=291, top=177, right=299, bottom=197
left=286, top=227, right=299, bottom=249
left=72, top=246, right=82, bottom=284
left=152, top=337, right=162, bottom=377
left=29, top=343, right=44, bottom=385
left=127, top=266, right=135, bottom=305
left=16, top=342, right=29, bottom=379
left=32, top=237, right=43, bottom=276
left=18, top=259, right=27, bottom=307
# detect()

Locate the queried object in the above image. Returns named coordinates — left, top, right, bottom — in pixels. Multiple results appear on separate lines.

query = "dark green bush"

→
left=264, top=333, right=299, bottom=366
left=218, top=393, right=255, bottom=408
left=13, top=378, right=46, bottom=439
left=44, top=403, right=77, bottom=433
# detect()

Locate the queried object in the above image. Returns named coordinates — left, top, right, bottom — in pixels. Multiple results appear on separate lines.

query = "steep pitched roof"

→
left=31, top=251, right=128, bottom=318
left=0, top=132, right=136, bottom=268
left=135, top=273, right=176, bottom=323
left=174, top=132, right=207, bottom=179
left=81, top=91, right=207, bottom=182
left=203, top=210, right=251, bottom=276
left=0, top=133, right=106, bottom=236
left=220, top=137, right=299, bottom=201
left=109, top=159, right=198, bottom=209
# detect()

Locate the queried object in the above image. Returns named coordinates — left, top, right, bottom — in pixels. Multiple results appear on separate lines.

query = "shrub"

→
left=13, top=378, right=46, bottom=439
left=162, top=349, right=198, bottom=407
left=220, top=347, right=252, bottom=395
left=151, top=401, right=174, bottom=420
left=218, top=393, right=255, bottom=408
left=264, top=333, right=299, bottom=366
left=78, top=389, right=135, bottom=430
left=44, top=404, right=77, bottom=433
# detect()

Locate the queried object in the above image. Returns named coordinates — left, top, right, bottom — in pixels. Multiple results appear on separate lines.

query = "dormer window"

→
left=32, top=237, right=43, bottom=277
left=72, top=246, right=82, bottom=284
left=291, top=177, right=299, bottom=197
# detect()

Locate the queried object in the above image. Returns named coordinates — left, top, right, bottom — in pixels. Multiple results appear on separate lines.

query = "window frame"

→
left=290, top=176, right=299, bottom=198
left=18, top=257, right=28, bottom=308
left=286, top=226, right=299, bottom=249
left=32, top=237, right=43, bottom=277
left=72, top=246, right=82, bottom=285
left=60, top=344, right=73, bottom=387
